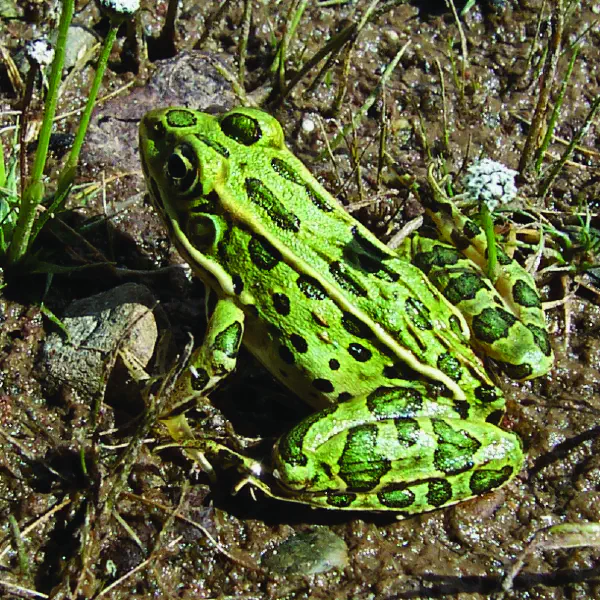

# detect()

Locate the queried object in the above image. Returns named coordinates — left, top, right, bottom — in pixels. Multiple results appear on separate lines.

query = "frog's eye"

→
left=165, top=142, right=198, bottom=193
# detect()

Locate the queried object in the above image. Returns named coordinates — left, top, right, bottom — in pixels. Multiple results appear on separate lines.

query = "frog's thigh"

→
left=274, top=396, right=523, bottom=512
left=177, top=298, right=245, bottom=398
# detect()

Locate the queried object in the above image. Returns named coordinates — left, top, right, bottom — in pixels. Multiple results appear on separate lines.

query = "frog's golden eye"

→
left=166, top=142, right=198, bottom=193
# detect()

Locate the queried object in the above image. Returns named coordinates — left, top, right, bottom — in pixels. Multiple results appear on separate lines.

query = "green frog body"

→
left=139, top=106, right=552, bottom=514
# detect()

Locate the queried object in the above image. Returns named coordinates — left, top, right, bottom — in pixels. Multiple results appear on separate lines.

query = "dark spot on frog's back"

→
left=279, top=345, right=295, bottom=365
left=290, top=333, right=308, bottom=353
left=245, top=178, right=301, bottom=232
left=512, top=279, right=542, bottom=309
left=214, top=321, right=243, bottom=357
left=341, top=312, right=372, bottom=339
left=272, top=292, right=290, bottom=316
left=348, top=343, right=372, bottom=363
left=351, top=226, right=394, bottom=262
left=329, top=261, right=368, bottom=297
left=220, top=113, right=262, bottom=145
left=248, top=235, right=281, bottom=270
left=296, top=275, right=327, bottom=300
left=166, top=109, right=197, bottom=128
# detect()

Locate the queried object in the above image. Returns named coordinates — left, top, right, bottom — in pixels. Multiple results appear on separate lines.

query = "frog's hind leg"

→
left=272, top=384, right=523, bottom=514
left=407, top=231, right=552, bottom=380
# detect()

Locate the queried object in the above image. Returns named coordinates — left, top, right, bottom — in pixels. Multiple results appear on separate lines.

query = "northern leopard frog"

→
left=139, top=107, right=553, bottom=515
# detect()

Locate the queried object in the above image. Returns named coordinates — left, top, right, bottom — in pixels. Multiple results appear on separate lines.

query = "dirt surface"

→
left=0, top=1, right=599, bottom=599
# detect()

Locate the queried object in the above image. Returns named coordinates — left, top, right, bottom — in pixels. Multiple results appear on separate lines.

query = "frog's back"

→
left=139, top=106, right=499, bottom=412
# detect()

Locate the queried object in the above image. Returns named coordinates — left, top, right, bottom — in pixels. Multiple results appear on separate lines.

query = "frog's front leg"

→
left=170, top=296, right=245, bottom=410
left=271, top=385, right=524, bottom=513
left=160, top=297, right=244, bottom=471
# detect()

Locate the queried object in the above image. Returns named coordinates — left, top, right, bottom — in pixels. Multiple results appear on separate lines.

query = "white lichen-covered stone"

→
left=462, top=158, right=518, bottom=212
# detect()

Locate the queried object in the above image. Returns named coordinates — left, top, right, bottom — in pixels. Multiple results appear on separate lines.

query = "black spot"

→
left=341, top=312, right=372, bottom=339
left=194, top=133, right=230, bottom=157
left=290, top=334, right=308, bottom=353
left=498, top=361, right=533, bottom=380
left=248, top=235, right=281, bottom=270
left=426, top=478, right=453, bottom=507
left=329, top=358, right=340, bottom=370
left=512, top=279, right=542, bottom=309
left=277, top=408, right=335, bottom=468
left=166, top=109, right=197, bottom=128
left=272, top=293, right=290, bottom=316
left=351, top=226, right=394, bottom=262
left=297, top=275, right=327, bottom=300
left=378, top=484, right=416, bottom=509
left=405, top=297, right=432, bottom=330
left=395, top=419, right=420, bottom=447
left=485, top=409, right=504, bottom=425
left=382, top=362, right=421, bottom=381
left=527, top=323, right=552, bottom=356
left=270, top=158, right=333, bottom=211
left=496, top=248, right=513, bottom=266
left=338, top=391, right=352, bottom=402
left=450, top=228, right=471, bottom=251
left=312, top=378, right=334, bottom=393
left=327, top=492, right=356, bottom=508
left=436, top=353, right=462, bottom=381
left=443, top=272, right=487, bottom=304
left=470, top=465, right=514, bottom=495
left=432, top=419, right=480, bottom=475
left=472, top=307, right=517, bottom=344
left=348, top=343, right=372, bottom=362
left=220, top=112, right=261, bottom=145
left=271, top=157, right=304, bottom=184
left=366, top=387, right=423, bottom=419
left=453, top=400, right=470, bottom=420
left=474, top=384, right=501, bottom=404
left=353, top=252, right=400, bottom=283
left=413, top=245, right=460, bottom=274
left=190, top=368, right=209, bottom=392
left=330, top=261, right=368, bottom=297
left=279, top=345, right=295, bottom=365
left=232, top=274, right=244, bottom=294
left=463, top=220, right=481, bottom=239
left=338, top=425, right=391, bottom=492
left=305, top=187, right=333, bottom=212
left=245, top=178, right=300, bottom=232
left=214, top=322, right=243, bottom=358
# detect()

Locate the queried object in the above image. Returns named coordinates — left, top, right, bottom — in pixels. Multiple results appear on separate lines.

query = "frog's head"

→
left=139, top=106, right=287, bottom=219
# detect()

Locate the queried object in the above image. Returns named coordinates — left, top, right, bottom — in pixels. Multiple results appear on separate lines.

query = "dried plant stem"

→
left=518, top=0, right=563, bottom=177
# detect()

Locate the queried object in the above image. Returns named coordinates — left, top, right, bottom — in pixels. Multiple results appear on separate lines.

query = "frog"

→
left=138, top=106, right=553, bottom=515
